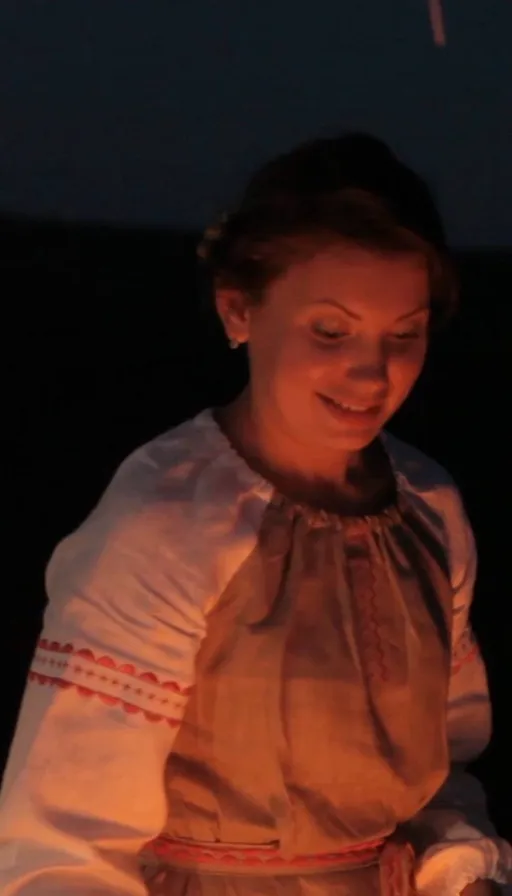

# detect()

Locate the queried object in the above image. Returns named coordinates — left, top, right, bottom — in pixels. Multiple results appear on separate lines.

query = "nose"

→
left=345, top=359, right=389, bottom=400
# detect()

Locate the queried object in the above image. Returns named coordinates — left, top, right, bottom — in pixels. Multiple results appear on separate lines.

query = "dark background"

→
left=0, top=0, right=511, bottom=245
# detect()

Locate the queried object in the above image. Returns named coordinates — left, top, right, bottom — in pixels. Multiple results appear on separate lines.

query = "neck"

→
left=218, top=388, right=366, bottom=499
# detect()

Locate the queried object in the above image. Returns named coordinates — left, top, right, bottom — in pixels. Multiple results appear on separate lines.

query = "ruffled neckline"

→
left=196, top=408, right=408, bottom=530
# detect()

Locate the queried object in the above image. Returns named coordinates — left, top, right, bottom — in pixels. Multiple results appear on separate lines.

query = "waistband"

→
left=142, top=834, right=416, bottom=885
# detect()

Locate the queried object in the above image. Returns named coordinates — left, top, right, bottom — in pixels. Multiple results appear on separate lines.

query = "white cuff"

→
left=415, top=835, right=512, bottom=896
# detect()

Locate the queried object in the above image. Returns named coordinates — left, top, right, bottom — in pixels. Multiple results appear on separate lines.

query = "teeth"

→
left=322, top=395, right=377, bottom=413
left=335, top=400, right=371, bottom=412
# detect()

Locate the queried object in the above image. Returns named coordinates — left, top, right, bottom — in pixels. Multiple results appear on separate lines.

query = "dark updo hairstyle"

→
left=199, top=133, right=458, bottom=327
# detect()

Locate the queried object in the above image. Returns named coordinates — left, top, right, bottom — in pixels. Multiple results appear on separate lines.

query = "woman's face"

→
left=218, top=244, right=430, bottom=459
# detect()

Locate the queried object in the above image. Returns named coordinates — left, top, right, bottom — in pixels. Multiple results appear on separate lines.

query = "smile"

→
left=317, top=394, right=383, bottom=425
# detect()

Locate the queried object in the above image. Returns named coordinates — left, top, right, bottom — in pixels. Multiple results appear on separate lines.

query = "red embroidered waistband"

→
left=141, top=834, right=415, bottom=882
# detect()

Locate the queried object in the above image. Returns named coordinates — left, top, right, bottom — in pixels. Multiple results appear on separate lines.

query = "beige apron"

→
left=141, top=492, right=454, bottom=895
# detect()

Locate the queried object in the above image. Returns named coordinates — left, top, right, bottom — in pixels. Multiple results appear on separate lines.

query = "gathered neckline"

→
left=196, top=408, right=408, bottom=529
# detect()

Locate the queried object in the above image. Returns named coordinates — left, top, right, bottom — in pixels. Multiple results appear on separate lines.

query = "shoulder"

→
left=46, top=410, right=270, bottom=616
left=382, top=431, right=456, bottom=494
left=96, top=409, right=246, bottom=517
left=383, top=431, right=465, bottom=515
left=38, top=412, right=246, bottom=693
left=383, top=432, right=475, bottom=589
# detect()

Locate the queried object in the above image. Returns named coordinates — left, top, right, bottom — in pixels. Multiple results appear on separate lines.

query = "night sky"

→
left=0, top=0, right=511, bottom=246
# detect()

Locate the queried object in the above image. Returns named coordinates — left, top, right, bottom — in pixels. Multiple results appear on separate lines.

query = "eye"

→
left=312, top=321, right=349, bottom=341
left=391, top=329, right=422, bottom=341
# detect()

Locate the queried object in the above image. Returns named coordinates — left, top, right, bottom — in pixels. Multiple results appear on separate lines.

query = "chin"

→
left=329, top=429, right=382, bottom=451
left=320, top=416, right=386, bottom=450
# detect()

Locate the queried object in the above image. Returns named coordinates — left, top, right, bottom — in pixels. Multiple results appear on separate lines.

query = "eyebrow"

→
left=312, top=298, right=430, bottom=322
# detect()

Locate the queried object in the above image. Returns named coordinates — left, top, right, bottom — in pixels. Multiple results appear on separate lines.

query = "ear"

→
left=215, top=288, right=250, bottom=346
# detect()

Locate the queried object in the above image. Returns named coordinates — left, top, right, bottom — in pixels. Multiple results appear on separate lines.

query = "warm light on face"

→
left=242, top=245, right=431, bottom=458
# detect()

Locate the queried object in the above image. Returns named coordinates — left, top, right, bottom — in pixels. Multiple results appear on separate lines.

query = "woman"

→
left=0, top=134, right=510, bottom=896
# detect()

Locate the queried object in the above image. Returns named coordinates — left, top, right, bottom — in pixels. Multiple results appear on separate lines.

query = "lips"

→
left=318, top=393, right=383, bottom=427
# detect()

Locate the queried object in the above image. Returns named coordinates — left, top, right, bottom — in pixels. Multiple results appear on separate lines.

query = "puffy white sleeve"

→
left=412, top=502, right=512, bottom=895
left=0, top=491, right=207, bottom=894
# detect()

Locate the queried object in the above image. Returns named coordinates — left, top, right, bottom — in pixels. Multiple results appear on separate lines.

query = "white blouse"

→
left=0, top=410, right=510, bottom=895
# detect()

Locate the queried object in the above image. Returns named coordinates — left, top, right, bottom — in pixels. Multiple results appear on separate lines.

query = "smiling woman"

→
left=206, top=134, right=456, bottom=503
left=216, top=246, right=431, bottom=504
left=0, top=133, right=510, bottom=896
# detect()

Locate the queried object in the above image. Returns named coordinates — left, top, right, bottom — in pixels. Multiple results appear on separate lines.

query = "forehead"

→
left=265, top=245, right=430, bottom=317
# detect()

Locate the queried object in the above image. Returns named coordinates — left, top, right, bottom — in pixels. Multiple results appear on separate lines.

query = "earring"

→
left=228, top=337, right=240, bottom=350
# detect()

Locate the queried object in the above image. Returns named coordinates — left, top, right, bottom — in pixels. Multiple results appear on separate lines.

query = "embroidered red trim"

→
left=347, top=554, right=389, bottom=683
left=28, top=670, right=183, bottom=726
left=37, top=639, right=191, bottom=693
left=30, top=639, right=191, bottom=725
left=359, top=576, right=388, bottom=683
left=143, top=835, right=385, bottom=870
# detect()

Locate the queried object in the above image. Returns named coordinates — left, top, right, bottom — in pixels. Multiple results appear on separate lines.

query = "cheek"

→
left=284, top=343, right=341, bottom=391
left=249, top=327, right=307, bottom=393
left=388, top=343, right=427, bottom=392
